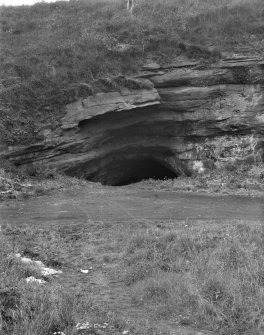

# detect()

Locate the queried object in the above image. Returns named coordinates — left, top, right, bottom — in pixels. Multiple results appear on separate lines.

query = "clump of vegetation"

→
left=123, top=224, right=264, bottom=334
left=195, top=162, right=264, bottom=194
left=140, top=162, right=264, bottom=196
left=0, top=0, right=264, bottom=144
left=0, top=159, right=86, bottom=201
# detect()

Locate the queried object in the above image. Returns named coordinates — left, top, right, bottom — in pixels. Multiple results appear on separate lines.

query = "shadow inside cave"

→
left=88, top=157, right=178, bottom=186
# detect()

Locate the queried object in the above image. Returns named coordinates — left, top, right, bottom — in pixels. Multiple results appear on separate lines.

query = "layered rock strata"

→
left=1, top=56, right=264, bottom=185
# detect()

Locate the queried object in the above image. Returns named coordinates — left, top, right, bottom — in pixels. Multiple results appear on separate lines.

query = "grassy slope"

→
left=0, top=0, right=264, bottom=144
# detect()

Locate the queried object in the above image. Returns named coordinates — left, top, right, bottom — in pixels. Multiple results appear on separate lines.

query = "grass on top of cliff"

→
left=0, top=0, right=264, bottom=144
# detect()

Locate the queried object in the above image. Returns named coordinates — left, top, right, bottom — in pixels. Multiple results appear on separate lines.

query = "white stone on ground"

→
left=26, top=276, right=46, bottom=284
left=15, top=253, right=62, bottom=276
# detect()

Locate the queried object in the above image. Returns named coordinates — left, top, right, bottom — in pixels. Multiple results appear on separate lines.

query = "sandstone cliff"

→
left=1, top=55, right=264, bottom=185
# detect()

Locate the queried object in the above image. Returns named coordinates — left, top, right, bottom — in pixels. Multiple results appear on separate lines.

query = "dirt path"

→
left=0, top=185, right=263, bottom=334
left=1, top=185, right=263, bottom=224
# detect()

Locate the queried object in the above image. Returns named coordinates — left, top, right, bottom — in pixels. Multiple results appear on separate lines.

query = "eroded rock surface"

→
left=1, top=56, right=264, bottom=185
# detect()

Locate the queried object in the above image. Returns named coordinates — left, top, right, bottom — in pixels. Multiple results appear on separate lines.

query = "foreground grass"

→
left=2, top=195, right=264, bottom=335
left=0, top=230, right=158, bottom=335
left=0, top=234, right=76, bottom=334
left=123, top=223, right=264, bottom=334
left=1, top=0, right=264, bottom=144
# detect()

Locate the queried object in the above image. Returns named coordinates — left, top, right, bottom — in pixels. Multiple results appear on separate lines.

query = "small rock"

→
left=35, top=260, right=45, bottom=267
left=26, top=276, right=46, bottom=284
left=80, top=269, right=89, bottom=274
left=14, top=253, right=62, bottom=276
left=21, top=257, right=33, bottom=264
left=193, top=160, right=205, bottom=174
left=142, top=62, right=161, bottom=71
left=76, top=322, right=90, bottom=330
left=41, top=267, right=62, bottom=276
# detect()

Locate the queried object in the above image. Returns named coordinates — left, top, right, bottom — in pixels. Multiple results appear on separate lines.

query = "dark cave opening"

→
left=97, top=157, right=178, bottom=186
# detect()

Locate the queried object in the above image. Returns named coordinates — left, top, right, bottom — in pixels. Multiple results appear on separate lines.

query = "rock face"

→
left=1, top=56, right=264, bottom=185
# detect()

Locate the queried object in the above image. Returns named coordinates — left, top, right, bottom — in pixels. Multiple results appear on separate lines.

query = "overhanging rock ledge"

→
left=1, top=55, right=264, bottom=185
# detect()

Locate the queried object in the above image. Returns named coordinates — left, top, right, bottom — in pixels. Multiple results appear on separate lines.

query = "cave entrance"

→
left=99, top=157, right=178, bottom=186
